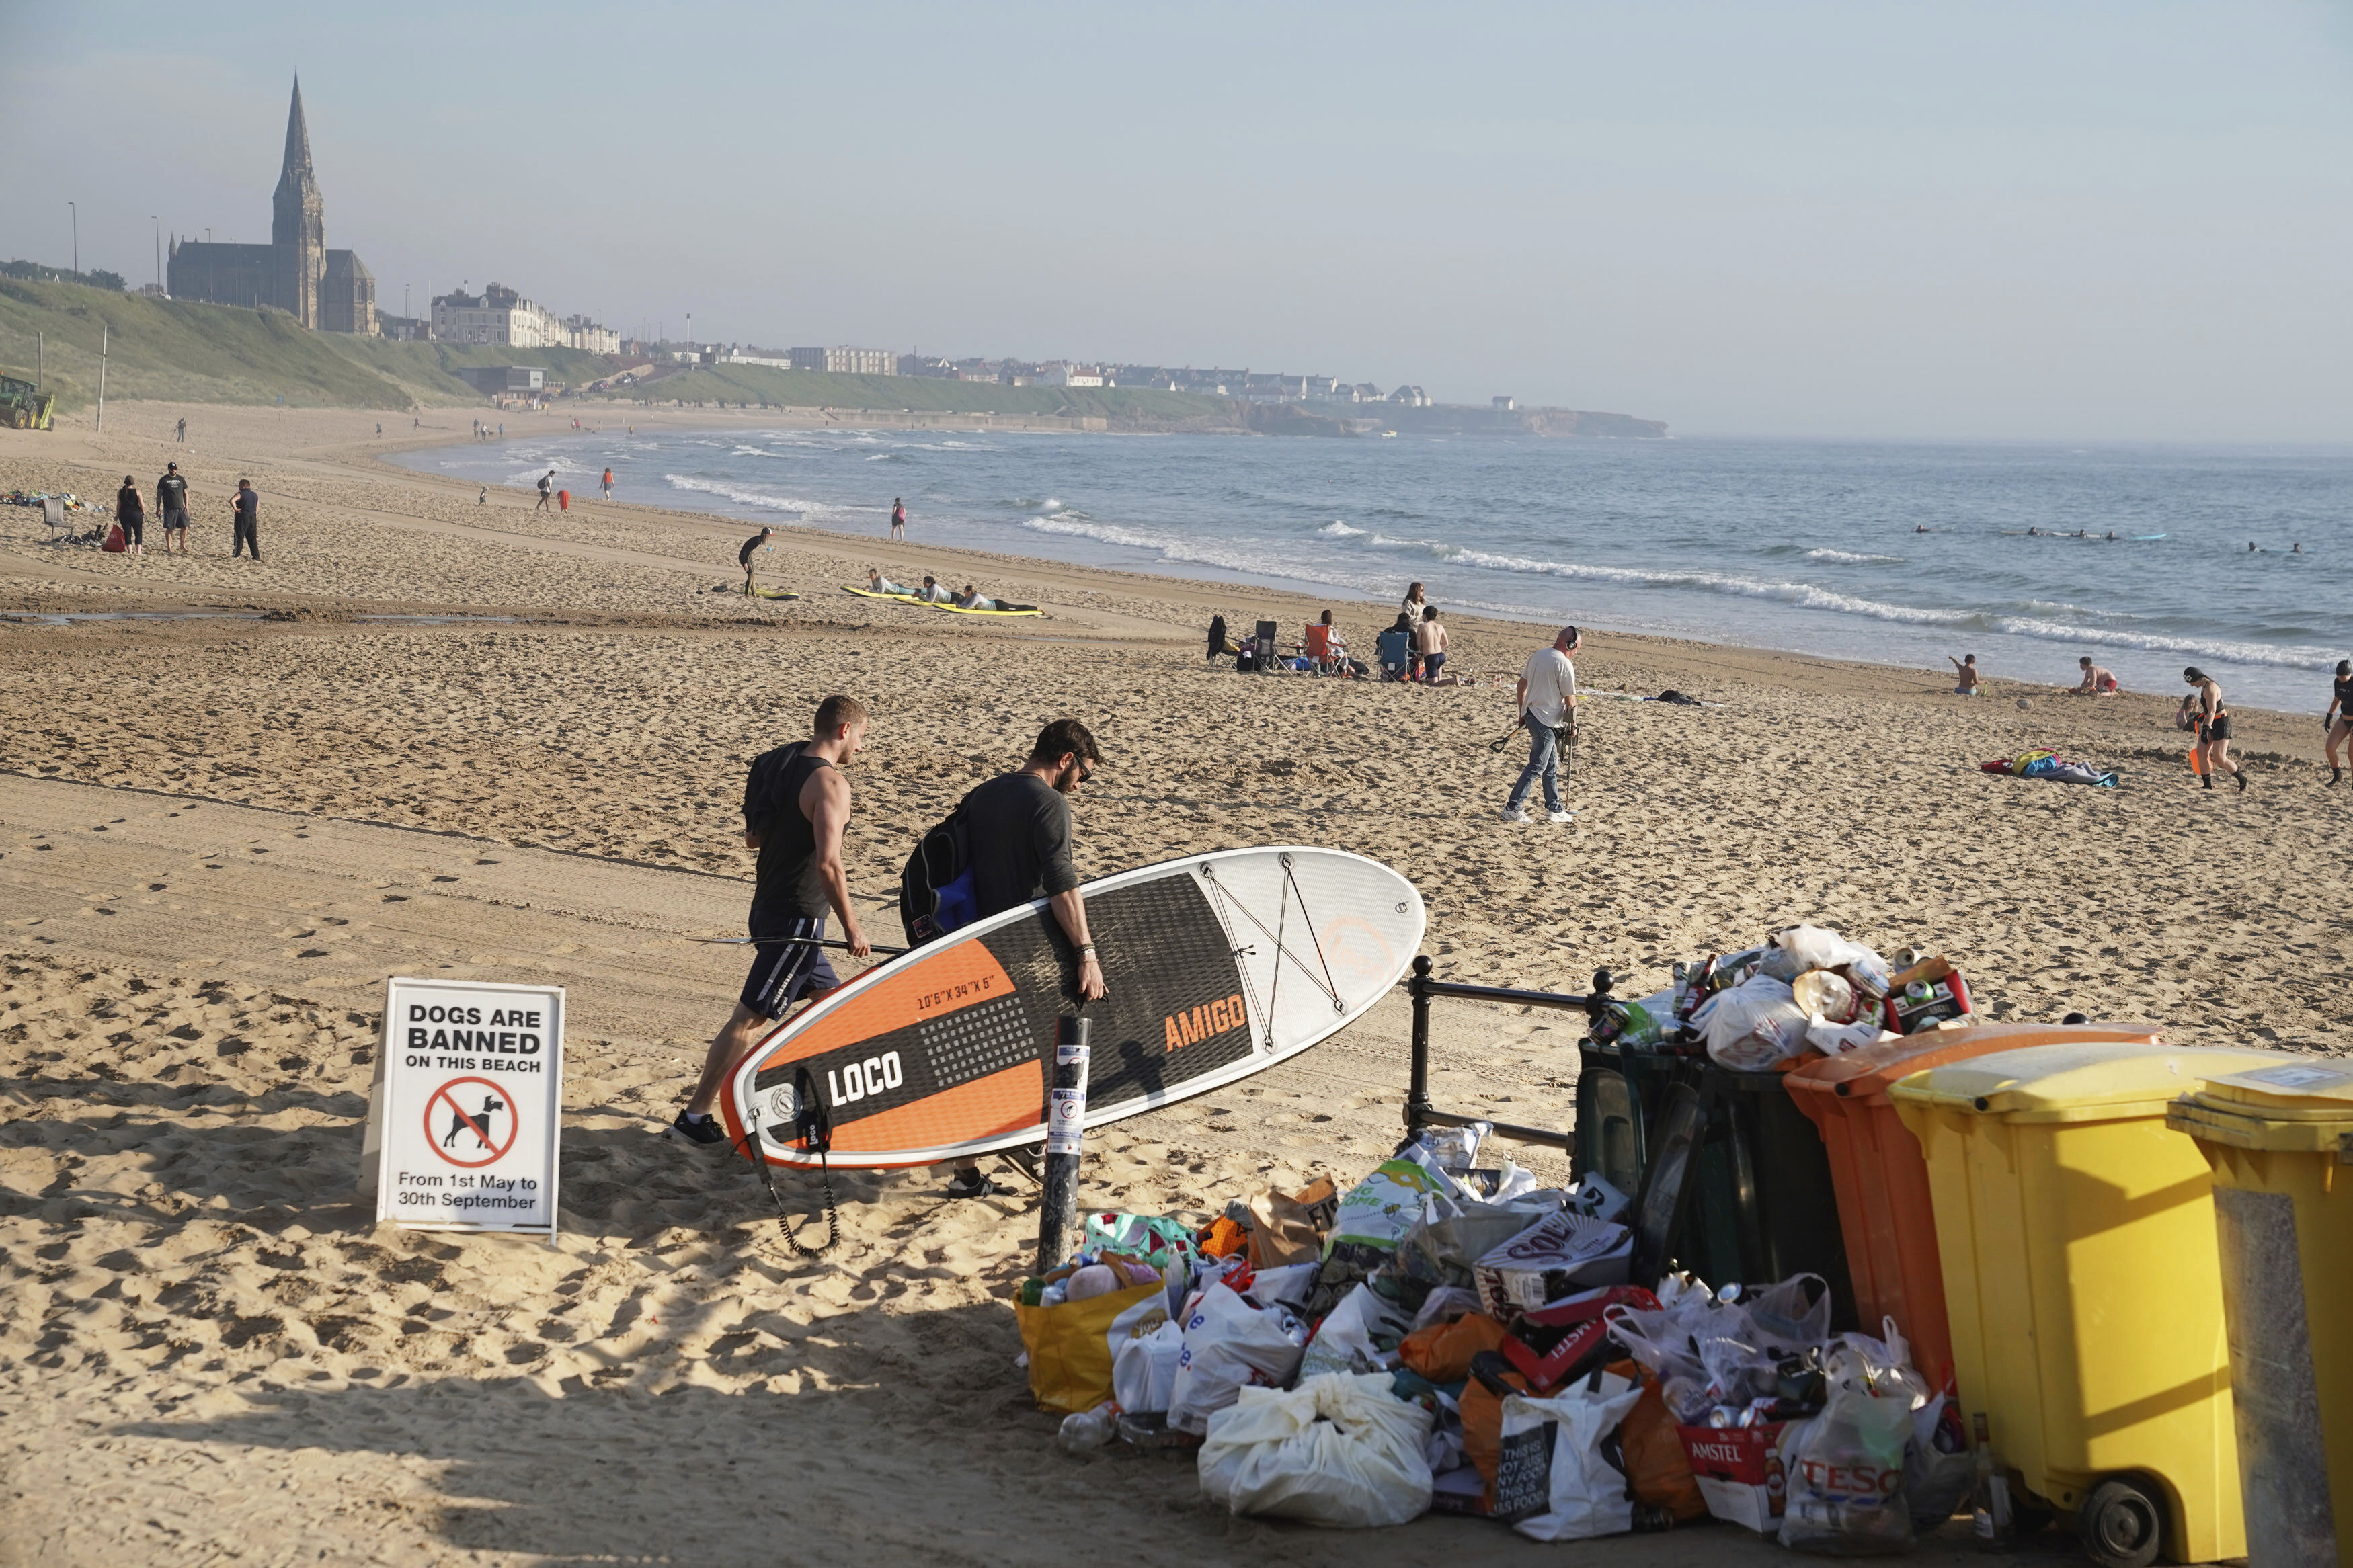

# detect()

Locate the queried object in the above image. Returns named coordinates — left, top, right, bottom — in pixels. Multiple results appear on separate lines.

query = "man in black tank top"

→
left=675, top=695, right=871, bottom=1144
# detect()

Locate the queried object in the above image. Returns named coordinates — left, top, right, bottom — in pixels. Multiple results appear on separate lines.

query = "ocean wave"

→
left=1318, top=520, right=1367, bottom=538
left=1804, top=548, right=1905, bottom=565
left=1977, top=618, right=2347, bottom=672
left=1021, top=516, right=1363, bottom=591
left=662, top=474, right=811, bottom=517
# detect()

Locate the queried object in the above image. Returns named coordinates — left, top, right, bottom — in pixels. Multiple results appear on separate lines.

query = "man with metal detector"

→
left=1501, top=625, right=1579, bottom=825
left=673, top=694, right=872, bottom=1146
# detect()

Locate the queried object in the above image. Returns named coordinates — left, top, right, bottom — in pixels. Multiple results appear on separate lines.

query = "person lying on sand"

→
left=952, top=585, right=1037, bottom=612
left=914, top=575, right=954, bottom=604
left=868, top=567, right=908, bottom=595
left=2069, top=657, right=2118, bottom=695
left=1949, top=653, right=1981, bottom=695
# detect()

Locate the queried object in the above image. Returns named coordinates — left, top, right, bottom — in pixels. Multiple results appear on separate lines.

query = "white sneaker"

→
left=1548, top=810, right=1576, bottom=824
left=1499, top=809, right=1529, bottom=824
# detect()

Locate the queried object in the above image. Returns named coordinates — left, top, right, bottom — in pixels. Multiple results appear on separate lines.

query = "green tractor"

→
left=1, top=375, right=56, bottom=431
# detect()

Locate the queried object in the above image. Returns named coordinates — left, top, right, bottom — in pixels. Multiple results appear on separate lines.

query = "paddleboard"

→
left=844, top=585, right=922, bottom=603
left=2132, top=532, right=2166, bottom=541
left=840, top=585, right=1040, bottom=616
left=722, top=847, right=1425, bottom=1169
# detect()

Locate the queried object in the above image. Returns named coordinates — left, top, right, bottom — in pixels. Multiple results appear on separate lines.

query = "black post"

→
left=1035, top=1015, right=1090, bottom=1273
left=1404, top=954, right=1434, bottom=1137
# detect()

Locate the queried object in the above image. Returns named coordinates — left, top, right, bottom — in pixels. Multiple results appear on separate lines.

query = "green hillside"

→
left=598, top=362, right=1232, bottom=423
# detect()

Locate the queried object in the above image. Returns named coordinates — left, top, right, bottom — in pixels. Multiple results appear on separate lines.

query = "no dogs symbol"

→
left=425, top=1076, right=520, bottom=1168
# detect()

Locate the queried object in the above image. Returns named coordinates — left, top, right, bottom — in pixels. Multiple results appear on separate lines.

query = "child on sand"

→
left=2069, top=657, right=2118, bottom=695
left=1949, top=654, right=1981, bottom=695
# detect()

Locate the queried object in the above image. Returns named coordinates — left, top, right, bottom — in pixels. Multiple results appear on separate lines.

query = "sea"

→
left=395, top=429, right=2350, bottom=714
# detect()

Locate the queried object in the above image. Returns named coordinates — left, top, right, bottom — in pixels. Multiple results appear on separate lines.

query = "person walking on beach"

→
left=674, top=695, right=871, bottom=1146
left=536, top=470, right=555, bottom=511
left=2325, top=659, right=2352, bottom=785
left=2185, top=667, right=2245, bottom=792
left=1949, top=654, right=1981, bottom=695
left=231, top=479, right=262, bottom=561
left=740, top=526, right=772, bottom=595
left=155, top=462, right=190, bottom=555
left=947, top=718, right=1108, bottom=1198
left=175, top=417, right=186, bottom=444
left=1504, top=626, right=1579, bottom=825
left=891, top=498, right=906, bottom=540
left=114, top=477, right=147, bottom=556
left=602, top=467, right=614, bottom=501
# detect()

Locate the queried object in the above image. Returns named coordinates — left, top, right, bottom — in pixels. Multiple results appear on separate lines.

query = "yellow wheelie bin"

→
left=1890, top=1042, right=2278, bottom=1567
left=2169, top=1055, right=2353, bottom=1567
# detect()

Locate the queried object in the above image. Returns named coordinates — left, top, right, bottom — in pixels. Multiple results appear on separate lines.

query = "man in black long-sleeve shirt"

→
left=943, top=718, right=1107, bottom=1197
left=231, top=479, right=262, bottom=561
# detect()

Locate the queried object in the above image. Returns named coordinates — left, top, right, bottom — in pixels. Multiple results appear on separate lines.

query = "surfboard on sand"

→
left=840, top=585, right=1043, bottom=616
left=722, top=847, right=1425, bottom=1169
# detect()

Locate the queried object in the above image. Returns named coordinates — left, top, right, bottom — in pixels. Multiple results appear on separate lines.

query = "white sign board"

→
left=363, top=977, right=564, bottom=1237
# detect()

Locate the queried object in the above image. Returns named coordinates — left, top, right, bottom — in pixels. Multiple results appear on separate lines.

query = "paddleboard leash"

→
left=735, top=1063, right=839, bottom=1257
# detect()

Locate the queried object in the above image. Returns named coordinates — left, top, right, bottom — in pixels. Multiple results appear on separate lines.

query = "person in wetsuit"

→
left=740, top=526, right=772, bottom=595
left=674, top=695, right=872, bottom=1145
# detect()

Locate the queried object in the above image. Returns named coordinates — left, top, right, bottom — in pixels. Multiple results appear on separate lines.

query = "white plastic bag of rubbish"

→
left=1903, top=1393, right=1975, bottom=1531
left=1404, top=1121, right=1488, bottom=1174
left=1411, top=1284, right=1485, bottom=1332
left=1773, top=924, right=1882, bottom=974
left=1494, top=1372, right=1647, bottom=1539
left=1808, top=1018, right=1895, bottom=1055
left=1199, top=1372, right=1435, bottom=1528
left=1112, top=1319, right=1184, bottom=1415
left=1698, top=975, right=1812, bottom=1070
left=1778, top=1382, right=1915, bottom=1555
left=1168, top=1283, right=1309, bottom=1435
left=1246, top=1262, right=1320, bottom=1312
left=1298, top=1282, right=1415, bottom=1378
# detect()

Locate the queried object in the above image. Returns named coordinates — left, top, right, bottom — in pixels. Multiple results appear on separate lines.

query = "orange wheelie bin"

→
left=1786, top=1021, right=2159, bottom=1399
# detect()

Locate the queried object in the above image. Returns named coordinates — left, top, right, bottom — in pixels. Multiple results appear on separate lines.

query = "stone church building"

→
left=167, top=78, right=376, bottom=334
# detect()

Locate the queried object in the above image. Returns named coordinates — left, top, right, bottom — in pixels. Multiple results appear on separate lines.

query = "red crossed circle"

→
left=424, top=1076, right=520, bottom=1167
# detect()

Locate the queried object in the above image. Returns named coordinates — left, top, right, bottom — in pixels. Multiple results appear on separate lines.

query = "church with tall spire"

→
left=168, top=77, right=376, bottom=333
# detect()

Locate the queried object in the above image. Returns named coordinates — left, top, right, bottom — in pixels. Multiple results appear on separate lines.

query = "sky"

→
left=7, top=0, right=2353, bottom=440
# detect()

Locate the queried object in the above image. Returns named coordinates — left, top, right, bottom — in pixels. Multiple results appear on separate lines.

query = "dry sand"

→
left=1, top=401, right=2341, bottom=1565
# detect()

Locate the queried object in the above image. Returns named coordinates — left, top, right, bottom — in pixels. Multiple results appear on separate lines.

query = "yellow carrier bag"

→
left=1015, top=1280, right=1170, bottom=1414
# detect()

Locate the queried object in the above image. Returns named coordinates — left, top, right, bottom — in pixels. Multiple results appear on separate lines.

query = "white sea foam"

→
left=1805, top=548, right=1905, bottom=565
left=1318, top=520, right=1367, bottom=538
left=662, top=474, right=812, bottom=518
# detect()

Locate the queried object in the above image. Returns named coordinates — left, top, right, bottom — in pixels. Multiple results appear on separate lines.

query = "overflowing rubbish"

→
left=1979, top=748, right=2120, bottom=788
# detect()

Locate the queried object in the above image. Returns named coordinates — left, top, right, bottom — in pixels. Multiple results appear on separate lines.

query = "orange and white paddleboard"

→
left=722, top=848, right=1425, bottom=1169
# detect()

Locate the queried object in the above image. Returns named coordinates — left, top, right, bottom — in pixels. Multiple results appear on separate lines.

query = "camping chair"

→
left=1375, top=626, right=1412, bottom=681
left=1253, top=620, right=1283, bottom=675
left=41, top=498, right=69, bottom=541
left=1303, top=623, right=1336, bottom=673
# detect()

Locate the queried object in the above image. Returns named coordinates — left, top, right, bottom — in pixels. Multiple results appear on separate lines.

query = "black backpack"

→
left=899, top=804, right=978, bottom=947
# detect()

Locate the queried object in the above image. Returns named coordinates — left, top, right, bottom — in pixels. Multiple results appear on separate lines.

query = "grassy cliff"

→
left=595, top=362, right=1234, bottom=424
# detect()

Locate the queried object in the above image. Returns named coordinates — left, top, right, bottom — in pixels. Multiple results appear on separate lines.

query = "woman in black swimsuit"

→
left=2184, top=667, right=2245, bottom=792
left=2326, top=659, right=2352, bottom=785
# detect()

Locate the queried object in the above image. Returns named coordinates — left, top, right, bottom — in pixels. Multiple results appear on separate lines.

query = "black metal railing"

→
left=1401, top=953, right=1616, bottom=1153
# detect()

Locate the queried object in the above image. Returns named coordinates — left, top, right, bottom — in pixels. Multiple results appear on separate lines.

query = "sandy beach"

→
left=2, top=401, right=2341, bottom=1566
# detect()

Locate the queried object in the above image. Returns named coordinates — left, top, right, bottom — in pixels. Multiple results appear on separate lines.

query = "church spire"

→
left=280, top=75, right=314, bottom=182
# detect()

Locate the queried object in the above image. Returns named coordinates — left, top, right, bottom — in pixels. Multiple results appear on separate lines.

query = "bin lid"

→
left=1786, top=1021, right=2161, bottom=1108
left=1886, top=1041, right=2282, bottom=1124
left=2167, top=1056, right=2353, bottom=1152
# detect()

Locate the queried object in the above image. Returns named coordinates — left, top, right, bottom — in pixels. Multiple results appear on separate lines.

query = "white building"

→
left=1041, top=364, right=1105, bottom=387
left=563, top=315, right=621, bottom=354
left=789, top=346, right=896, bottom=376
left=432, top=283, right=565, bottom=347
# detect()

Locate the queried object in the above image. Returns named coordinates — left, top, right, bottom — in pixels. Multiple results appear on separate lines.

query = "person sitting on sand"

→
left=2069, top=657, right=2118, bottom=695
left=2185, top=666, right=2245, bottom=793
left=740, top=526, right=772, bottom=595
left=1949, top=653, right=1981, bottom=696
left=1304, top=610, right=1348, bottom=673
left=1375, top=616, right=1414, bottom=680
left=914, top=575, right=955, bottom=604
left=1417, top=606, right=1452, bottom=684
left=867, top=567, right=908, bottom=595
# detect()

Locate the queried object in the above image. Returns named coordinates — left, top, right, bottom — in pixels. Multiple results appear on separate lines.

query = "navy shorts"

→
left=737, top=917, right=841, bottom=1019
left=1422, top=653, right=1447, bottom=678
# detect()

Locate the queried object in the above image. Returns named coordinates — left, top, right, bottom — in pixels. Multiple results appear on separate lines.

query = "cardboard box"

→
left=1675, top=1421, right=1789, bottom=1534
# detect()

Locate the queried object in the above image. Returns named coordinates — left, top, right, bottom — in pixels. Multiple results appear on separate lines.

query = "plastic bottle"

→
left=1970, top=1411, right=2013, bottom=1550
left=1056, top=1401, right=1118, bottom=1454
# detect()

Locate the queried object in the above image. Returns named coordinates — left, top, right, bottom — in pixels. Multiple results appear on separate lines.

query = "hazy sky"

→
left=9, top=1, right=2353, bottom=439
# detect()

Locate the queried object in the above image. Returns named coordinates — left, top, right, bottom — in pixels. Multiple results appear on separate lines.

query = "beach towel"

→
left=1979, top=749, right=2119, bottom=788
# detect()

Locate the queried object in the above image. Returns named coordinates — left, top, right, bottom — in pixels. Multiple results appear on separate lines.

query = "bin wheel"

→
left=2078, top=1477, right=2163, bottom=1568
